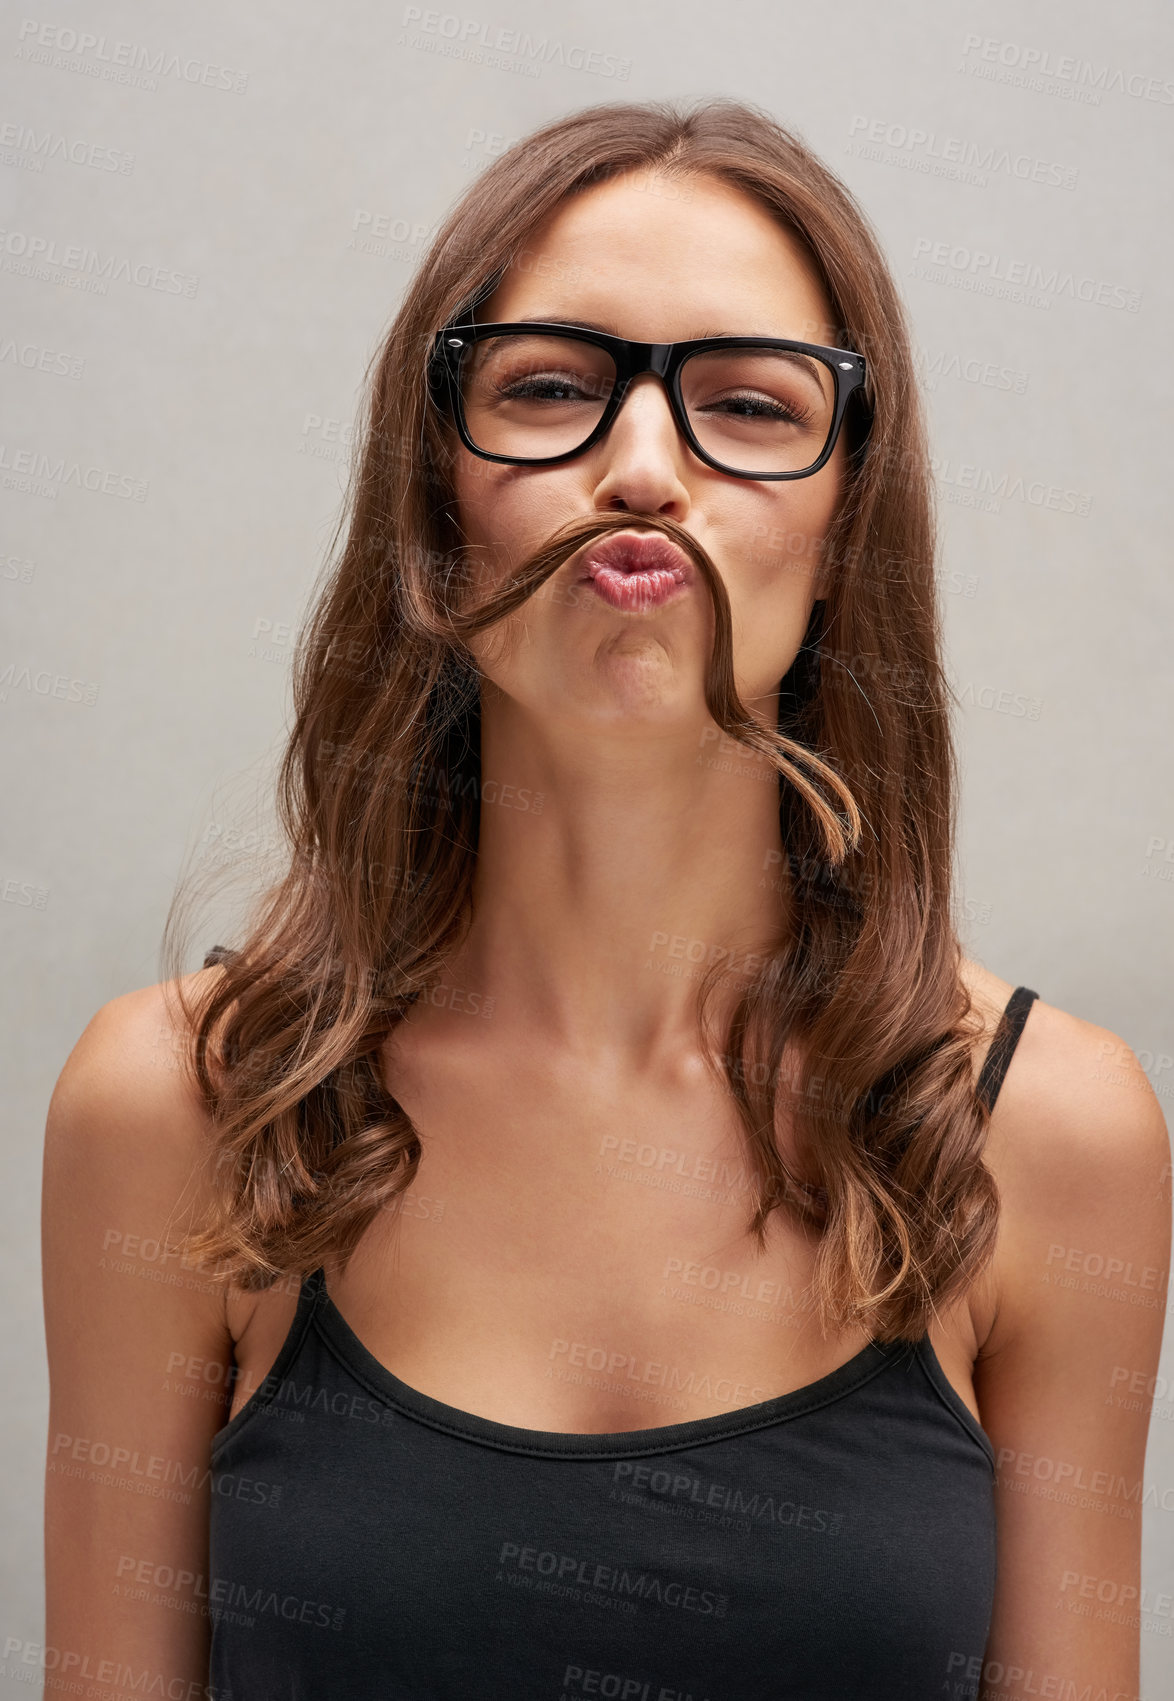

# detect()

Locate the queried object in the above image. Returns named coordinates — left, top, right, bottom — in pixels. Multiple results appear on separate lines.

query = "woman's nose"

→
left=588, top=373, right=692, bottom=513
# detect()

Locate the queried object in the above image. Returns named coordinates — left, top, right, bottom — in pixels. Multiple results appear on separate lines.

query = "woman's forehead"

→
left=480, top=177, right=837, bottom=342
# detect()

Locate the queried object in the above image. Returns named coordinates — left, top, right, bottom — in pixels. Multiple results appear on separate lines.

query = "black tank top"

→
left=205, top=974, right=1038, bottom=1699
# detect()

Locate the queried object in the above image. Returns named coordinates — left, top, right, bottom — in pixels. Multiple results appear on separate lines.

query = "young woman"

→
left=43, top=99, right=1169, bottom=1701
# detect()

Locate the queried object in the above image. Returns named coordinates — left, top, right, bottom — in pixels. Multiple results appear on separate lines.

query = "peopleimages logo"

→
left=496, top=1542, right=728, bottom=1616
left=847, top=115, right=1077, bottom=191
left=0, top=228, right=198, bottom=297
left=14, top=19, right=249, bottom=93
left=0, top=122, right=135, bottom=174
left=929, top=456, right=1091, bottom=519
left=397, top=7, right=631, bottom=79
left=611, top=1460, right=846, bottom=1534
left=959, top=34, right=1174, bottom=104
left=911, top=238, right=1140, bottom=313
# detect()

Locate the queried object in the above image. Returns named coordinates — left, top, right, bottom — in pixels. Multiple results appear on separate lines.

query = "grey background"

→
left=3, top=0, right=1171, bottom=1687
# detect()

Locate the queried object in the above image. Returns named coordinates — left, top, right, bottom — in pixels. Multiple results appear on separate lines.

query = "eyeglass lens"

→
left=458, top=332, right=837, bottom=474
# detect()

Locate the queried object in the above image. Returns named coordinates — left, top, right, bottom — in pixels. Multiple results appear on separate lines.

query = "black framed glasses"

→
left=427, top=320, right=869, bottom=480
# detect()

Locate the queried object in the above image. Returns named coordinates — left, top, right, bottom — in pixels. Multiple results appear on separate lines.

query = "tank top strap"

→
left=975, top=985, right=1038, bottom=1114
left=202, top=942, right=236, bottom=969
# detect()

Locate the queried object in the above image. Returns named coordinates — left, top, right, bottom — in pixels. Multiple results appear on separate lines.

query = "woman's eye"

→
left=704, top=391, right=809, bottom=422
left=499, top=373, right=592, bottom=401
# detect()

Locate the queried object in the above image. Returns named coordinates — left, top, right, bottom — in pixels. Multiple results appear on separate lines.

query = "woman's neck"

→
left=440, top=710, right=795, bottom=1064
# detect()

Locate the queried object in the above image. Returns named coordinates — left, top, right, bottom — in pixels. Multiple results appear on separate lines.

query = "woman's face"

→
left=449, top=170, right=847, bottom=736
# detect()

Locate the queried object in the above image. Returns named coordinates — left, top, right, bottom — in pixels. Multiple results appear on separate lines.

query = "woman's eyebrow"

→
left=521, top=318, right=828, bottom=387
left=522, top=314, right=805, bottom=342
left=527, top=315, right=620, bottom=333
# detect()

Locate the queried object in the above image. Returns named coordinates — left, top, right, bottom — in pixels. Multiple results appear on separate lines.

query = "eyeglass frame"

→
left=427, top=319, right=871, bottom=481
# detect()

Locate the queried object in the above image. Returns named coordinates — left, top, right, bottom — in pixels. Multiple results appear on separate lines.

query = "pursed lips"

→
left=578, top=532, right=695, bottom=585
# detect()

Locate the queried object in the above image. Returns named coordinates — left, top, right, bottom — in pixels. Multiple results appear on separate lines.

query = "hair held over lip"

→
left=446, top=507, right=861, bottom=864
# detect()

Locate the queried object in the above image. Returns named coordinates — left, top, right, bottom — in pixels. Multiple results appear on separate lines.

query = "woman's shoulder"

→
left=50, top=965, right=226, bottom=1127
left=41, top=966, right=251, bottom=1649
left=957, top=956, right=1171, bottom=1355
left=44, top=965, right=241, bottom=1317
left=958, top=955, right=1163, bottom=1127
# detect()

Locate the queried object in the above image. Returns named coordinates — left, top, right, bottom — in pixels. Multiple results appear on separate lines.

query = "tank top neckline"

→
left=206, top=972, right=1036, bottom=1465
left=308, top=1264, right=935, bottom=1460
left=300, top=983, right=1038, bottom=1462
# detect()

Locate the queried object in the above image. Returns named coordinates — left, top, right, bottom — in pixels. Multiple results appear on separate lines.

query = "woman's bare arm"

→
left=42, top=977, right=233, bottom=1697
left=976, top=1001, right=1172, bottom=1701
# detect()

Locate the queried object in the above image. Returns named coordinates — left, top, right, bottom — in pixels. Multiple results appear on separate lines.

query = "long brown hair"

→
left=164, top=96, right=995, bottom=1342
